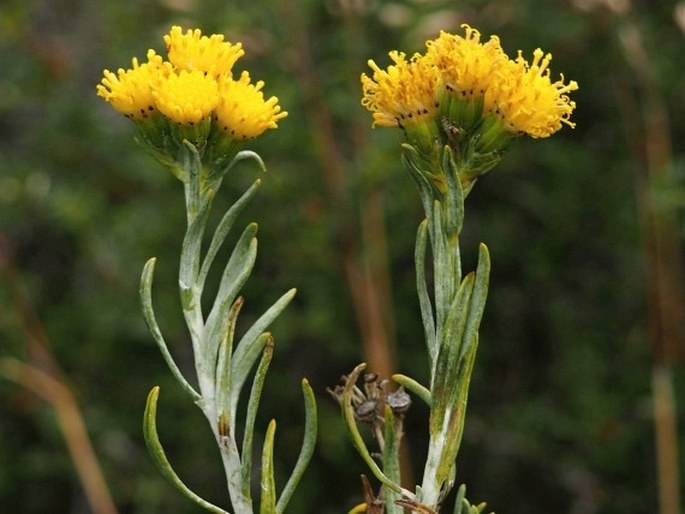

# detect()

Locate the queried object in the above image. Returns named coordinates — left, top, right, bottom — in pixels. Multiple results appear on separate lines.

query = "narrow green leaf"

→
left=143, top=387, right=229, bottom=514
left=456, top=333, right=479, bottom=445
left=436, top=334, right=480, bottom=485
left=180, top=140, right=203, bottom=219
left=221, top=150, right=267, bottom=179
left=401, top=146, right=437, bottom=220
left=441, top=146, right=465, bottom=238
left=430, top=272, right=474, bottom=434
left=140, top=258, right=201, bottom=403
left=180, top=188, right=214, bottom=299
left=459, top=243, right=490, bottom=363
left=230, top=288, right=297, bottom=418
left=391, top=374, right=431, bottom=407
left=415, top=220, right=436, bottom=365
left=241, top=335, right=274, bottom=496
left=453, top=484, right=466, bottom=514
left=276, top=378, right=318, bottom=514
left=202, top=223, right=258, bottom=380
left=260, top=419, right=277, bottom=514
left=382, top=405, right=403, bottom=514
left=215, top=297, right=244, bottom=424
left=198, top=179, right=262, bottom=291
left=431, top=200, right=451, bottom=339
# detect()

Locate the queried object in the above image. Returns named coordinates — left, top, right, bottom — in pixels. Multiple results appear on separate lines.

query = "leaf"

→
left=435, top=335, right=479, bottom=485
left=180, top=187, right=215, bottom=304
left=441, top=146, right=465, bottom=238
left=180, top=140, right=204, bottom=218
left=402, top=145, right=437, bottom=220
left=215, top=297, right=245, bottom=425
left=198, top=179, right=262, bottom=291
left=382, top=405, right=403, bottom=514
left=459, top=244, right=490, bottom=363
left=140, top=258, right=201, bottom=403
left=276, top=378, right=318, bottom=514
left=415, top=220, right=437, bottom=365
left=221, top=150, right=267, bottom=179
left=241, top=335, right=274, bottom=496
left=202, top=224, right=258, bottom=383
left=143, top=387, right=229, bottom=514
left=260, top=419, right=277, bottom=514
left=230, top=288, right=297, bottom=419
left=430, top=199, right=451, bottom=339
left=430, top=272, right=474, bottom=435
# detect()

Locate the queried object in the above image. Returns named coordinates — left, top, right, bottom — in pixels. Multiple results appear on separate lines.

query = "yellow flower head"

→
left=164, top=26, right=244, bottom=77
left=153, top=69, right=220, bottom=125
left=490, top=48, right=579, bottom=138
left=97, top=50, right=169, bottom=119
left=425, top=25, right=505, bottom=101
left=214, top=71, right=288, bottom=140
left=361, top=51, right=439, bottom=128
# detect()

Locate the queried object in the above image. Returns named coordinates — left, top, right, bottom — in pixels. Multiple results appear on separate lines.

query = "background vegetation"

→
left=1, top=0, right=684, bottom=513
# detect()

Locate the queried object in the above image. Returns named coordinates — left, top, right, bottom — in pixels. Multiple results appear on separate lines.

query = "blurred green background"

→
left=1, top=0, right=684, bottom=513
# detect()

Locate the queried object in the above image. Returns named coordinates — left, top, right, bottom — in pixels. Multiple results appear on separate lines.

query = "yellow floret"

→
left=361, top=51, right=439, bottom=128
left=96, top=50, right=169, bottom=119
left=152, top=69, right=220, bottom=125
left=164, top=26, right=244, bottom=77
left=213, top=71, right=288, bottom=140
left=490, top=48, right=578, bottom=138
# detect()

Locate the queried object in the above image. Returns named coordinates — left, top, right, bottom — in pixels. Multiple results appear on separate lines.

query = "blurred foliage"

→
left=1, top=0, right=684, bottom=513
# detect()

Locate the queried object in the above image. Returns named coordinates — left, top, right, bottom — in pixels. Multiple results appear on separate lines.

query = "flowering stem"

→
left=403, top=145, right=490, bottom=509
left=139, top=143, right=309, bottom=514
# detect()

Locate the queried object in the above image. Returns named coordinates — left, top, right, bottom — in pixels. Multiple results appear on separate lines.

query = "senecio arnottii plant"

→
left=97, top=27, right=314, bottom=514
left=97, top=23, right=576, bottom=514
left=331, top=24, right=577, bottom=514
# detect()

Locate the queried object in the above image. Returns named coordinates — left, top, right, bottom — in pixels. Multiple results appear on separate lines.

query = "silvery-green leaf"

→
left=276, top=378, right=318, bottom=514
left=143, top=387, right=228, bottom=514
left=241, top=335, right=274, bottom=496
left=260, top=420, right=277, bottom=514
left=140, top=258, right=201, bottom=403
left=198, top=179, right=262, bottom=291
left=230, top=288, right=296, bottom=419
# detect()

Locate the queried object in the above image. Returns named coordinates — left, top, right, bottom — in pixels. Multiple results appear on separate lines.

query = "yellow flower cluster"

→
left=97, top=26, right=287, bottom=141
left=361, top=24, right=578, bottom=140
